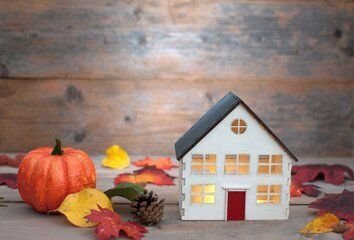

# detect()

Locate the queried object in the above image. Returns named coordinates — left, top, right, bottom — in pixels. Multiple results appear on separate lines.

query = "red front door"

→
left=227, top=191, right=246, bottom=221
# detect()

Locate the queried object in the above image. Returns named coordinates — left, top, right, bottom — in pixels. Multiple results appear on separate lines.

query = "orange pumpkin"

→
left=18, top=139, right=96, bottom=213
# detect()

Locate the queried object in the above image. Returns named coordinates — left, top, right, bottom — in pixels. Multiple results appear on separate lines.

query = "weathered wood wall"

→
left=0, top=0, right=353, bottom=157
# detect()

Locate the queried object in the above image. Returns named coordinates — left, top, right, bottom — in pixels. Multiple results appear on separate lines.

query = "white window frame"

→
left=257, top=154, right=283, bottom=175
left=224, top=154, right=250, bottom=175
left=191, top=154, right=217, bottom=175
left=231, top=119, right=247, bottom=134
left=190, top=184, right=216, bottom=205
left=256, top=185, right=282, bottom=205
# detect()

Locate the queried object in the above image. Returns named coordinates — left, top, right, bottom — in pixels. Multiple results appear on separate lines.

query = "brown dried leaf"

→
left=0, top=154, right=25, bottom=168
left=0, top=173, right=18, bottom=189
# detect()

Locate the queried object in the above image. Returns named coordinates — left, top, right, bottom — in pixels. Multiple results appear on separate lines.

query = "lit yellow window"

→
left=191, top=154, right=217, bottom=175
left=224, top=154, right=250, bottom=175
left=190, top=184, right=216, bottom=204
left=204, top=184, right=216, bottom=193
left=191, top=155, right=204, bottom=175
left=257, top=155, right=282, bottom=175
left=256, top=185, right=282, bottom=204
left=231, top=119, right=247, bottom=134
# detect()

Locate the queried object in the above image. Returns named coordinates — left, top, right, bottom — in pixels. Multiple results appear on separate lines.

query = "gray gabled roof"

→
left=174, top=91, right=298, bottom=162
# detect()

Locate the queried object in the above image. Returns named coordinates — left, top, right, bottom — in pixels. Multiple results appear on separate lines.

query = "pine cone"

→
left=131, top=190, right=164, bottom=226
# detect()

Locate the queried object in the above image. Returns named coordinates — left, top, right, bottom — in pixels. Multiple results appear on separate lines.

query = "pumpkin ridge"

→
left=43, top=157, right=53, bottom=212
left=24, top=155, right=43, bottom=207
left=60, top=154, right=70, bottom=203
left=28, top=154, right=49, bottom=210
left=17, top=157, right=31, bottom=204
left=74, top=151, right=91, bottom=185
left=19, top=153, right=41, bottom=205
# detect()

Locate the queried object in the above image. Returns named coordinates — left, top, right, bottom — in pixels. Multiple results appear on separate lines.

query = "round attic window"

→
left=231, top=119, right=247, bottom=134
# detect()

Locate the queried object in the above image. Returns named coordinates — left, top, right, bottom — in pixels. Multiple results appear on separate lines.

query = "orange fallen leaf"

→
left=133, top=157, right=177, bottom=170
left=300, top=213, right=340, bottom=234
left=114, top=167, right=175, bottom=186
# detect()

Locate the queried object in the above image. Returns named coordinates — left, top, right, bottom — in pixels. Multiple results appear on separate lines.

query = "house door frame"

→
left=224, top=187, right=248, bottom=221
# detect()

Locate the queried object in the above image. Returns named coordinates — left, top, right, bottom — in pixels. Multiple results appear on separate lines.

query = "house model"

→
left=174, top=92, right=298, bottom=221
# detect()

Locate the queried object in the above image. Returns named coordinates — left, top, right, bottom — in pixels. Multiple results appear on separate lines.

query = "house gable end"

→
left=175, top=92, right=298, bottom=162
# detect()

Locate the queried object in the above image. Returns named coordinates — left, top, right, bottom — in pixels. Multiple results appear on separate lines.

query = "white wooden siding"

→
left=179, top=105, right=293, bottom=220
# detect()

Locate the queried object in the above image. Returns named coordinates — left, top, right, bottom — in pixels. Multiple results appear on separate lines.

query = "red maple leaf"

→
left=290, top=178, right=321, bottom=197
left=0, top=154, right=25, bottom=168
left=133, top=157, right=177, bottom=170
left=114, top=167, right=175, bottom=186
left=309, top=190, right=354, bottom=240
left=343, top=221, right=354, bottom=240
left=309, top=189, right=354, bottom=221
left=0, top=173, right=18, bottom=189
left=85, top=205, right=148, bottom=240
left=292, top=164, right=354, bottom=185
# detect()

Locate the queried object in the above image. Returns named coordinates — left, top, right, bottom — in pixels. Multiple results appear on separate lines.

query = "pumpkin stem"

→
left=51, top=139, right=64, bottom=155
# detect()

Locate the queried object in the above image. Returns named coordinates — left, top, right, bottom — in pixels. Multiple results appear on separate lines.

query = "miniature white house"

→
left=175, top=92, right=298, bottom=221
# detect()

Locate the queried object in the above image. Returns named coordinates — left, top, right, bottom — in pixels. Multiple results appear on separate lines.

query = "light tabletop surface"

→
left=0, top=155, right=353, bottom=240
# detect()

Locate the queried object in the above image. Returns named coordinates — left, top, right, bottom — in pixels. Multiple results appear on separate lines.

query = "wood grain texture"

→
left=0, top=155, right=351, bottom=240
left=0, top=79, right=352, bottom=156
left=0, top=204, right=342, bottom=240
left=0, top=0, right=353, bottom=80
left=0, top=1, right=353, bottom=156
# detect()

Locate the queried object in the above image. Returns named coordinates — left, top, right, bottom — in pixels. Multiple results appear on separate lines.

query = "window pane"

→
left=270, top=185, right=282, bottom=193
left=204, top=195, right=215, bottom=204
left=191, top=185, right=203, bottom=193
left=257, top=195, right=268, bottom=204
left=204, top=184, right=216, bottom=193
left=259, top=155, right=270, bottom=164
left=272, top=155, right=282, bottom=164
left=191, top=195, right=203, bottom=203
left=205, top=154, right=216, bottom=163
left=192, top=155, right=204, bottom=163
left=238, top=154, right=249, bottom=163
left=231, top=127, right=239, bottom=134
left=231, top=119, right=239, bottom=127
left=225, top=165, right=237, bottom=174
left=257, top=185, right=268, bottom=193
left=191, top=165, right=203, bottom=175
left=231, top=119, right=247, bottom=134
left=269, top=195, right=281, bottom=204
left=205, top=165, right=216, bottom=175
left=239, top=119, right=246, bottom=127
left=225, top=155, right=237, bottom=164
left=271, top=165, right=282, bottom=174
left=238, top=165, right=249, bottom=174
left=239, top=127, right=246, bottom=134
left=258, top=165, right=269, bottom=174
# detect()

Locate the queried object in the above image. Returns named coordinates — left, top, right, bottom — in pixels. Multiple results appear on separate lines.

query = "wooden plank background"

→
left=0, top=0, right=353, bottom=157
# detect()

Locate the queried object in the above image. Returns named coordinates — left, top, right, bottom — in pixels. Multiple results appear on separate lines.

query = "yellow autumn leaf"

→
left=57, top=188, right=113, bottom=228
left=101, top=145, right=130, bottom=169
left=300, top=213, right=340, bottom=234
